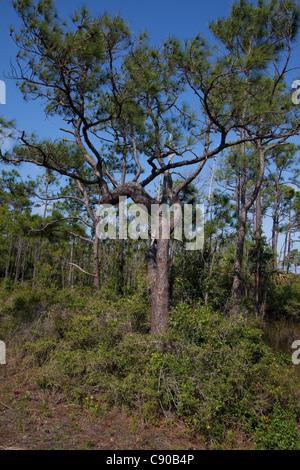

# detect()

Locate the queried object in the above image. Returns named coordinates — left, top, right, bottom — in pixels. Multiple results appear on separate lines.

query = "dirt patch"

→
left=0, top=354, right=208, bottom=451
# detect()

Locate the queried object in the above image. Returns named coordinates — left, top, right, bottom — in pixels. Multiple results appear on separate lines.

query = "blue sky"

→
left=0, top=0, right=234, bottom=182
left=0, top=0, right=298, bottom=153
left=0, top=0, right=232, bottom=138
left=0, top=0, right=299, bottom=258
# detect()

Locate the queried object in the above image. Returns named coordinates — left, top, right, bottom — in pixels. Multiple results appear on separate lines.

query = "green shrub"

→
left=266, top=273, right=300, bottom=321
left=255, top=400, right=300, bottom=450
left=10, top=291, right=300, bottom=447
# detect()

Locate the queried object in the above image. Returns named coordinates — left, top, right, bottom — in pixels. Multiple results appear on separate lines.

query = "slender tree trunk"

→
left=271, top=168, right=279, bottom=270
left=118, top=195, right=126, bottom=293
left=232, top=207, right=247, bottom=303
left=205, top=157, right=216, bottom=224
left=231, top=75, right=249, bottom=307
left=68, top=237, right=75, bottom=288
left=244, top=244, right=250, bottom=299
left=61, top=262, right=65, bottom=289
left=286, top=217, right=292, bottom=274
left=235, top=172, right=241, bottom=222
left=282, top=230, right=288, bottom=270
left=282, top=209, right=292, bottom=272
left=146, top=237, right=170, bottom=334
left=231, top=139, right=265, bottom=308
left=274, top=229, right=279, bottom=269
left=117, top=239, right=124, bottom=294
left=205, top=221, right=219, bottom=304
left=33, top=240, right=42, bottom=284
left=271, top=214, right=278, bottom=269
left=169, top=238, right=177, bottom=302
left=254, top=187, right=262, bottom=318
left=231, top=139, right=246, bottom=305
left=5, top=236, right=13, bottom=279
left=21, top=242, right=27, bottom=283
left=14, top=237, right=23, bottom=284
left=93, top=234, right=101, bottom=290
left=252, top=205, right=255, bottom=237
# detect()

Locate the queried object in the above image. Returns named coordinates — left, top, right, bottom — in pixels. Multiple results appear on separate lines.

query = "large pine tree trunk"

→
left=146, top=238, right=170, bottom=334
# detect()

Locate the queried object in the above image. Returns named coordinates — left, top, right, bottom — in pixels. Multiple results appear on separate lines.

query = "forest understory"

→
left=0, top=280, right=300, bottom=450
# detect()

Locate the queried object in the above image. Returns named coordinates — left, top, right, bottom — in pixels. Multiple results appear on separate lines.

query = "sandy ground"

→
left=0, top=354, right=208, bottom=451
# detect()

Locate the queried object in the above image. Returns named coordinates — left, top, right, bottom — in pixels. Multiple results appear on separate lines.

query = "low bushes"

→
left=4, top=286, right=298, bottom=449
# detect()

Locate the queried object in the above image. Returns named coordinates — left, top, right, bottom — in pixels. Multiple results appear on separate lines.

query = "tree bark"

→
left=93, top=234, right=101, bottom=290
left=271, top=168, right=279, bottom=270
left=232, top=135, right=247, bottom=305
left=169, top=238, right=177, bottom=302
left=204, top=157, right=216, bottom=224
left=231, top=140, right=265, bottom=307
left=32, top=240, right=42, bottom=286
left=68, top=237, right=75, bottom=288
left=286, top=213, right=292, bottom=273
left=231, top=207, right=247, bottom=303
left=146, top=237, right=170, bottom=335
left=117, top=238, right=124, bottom=294
left=5, top=236, right=13, bottom=279
left=21, top=242, right=27, bottom=283
left=254, top=187, right=262, bottom=317
left=205, top=220, right=219, bottom=304
left=14, top=237, right=23, bottom=284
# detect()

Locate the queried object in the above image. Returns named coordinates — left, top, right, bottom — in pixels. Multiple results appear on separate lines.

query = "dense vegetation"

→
left=0, top=0, right=299, bottom=450
left=0, top=279, right=300, bottom=449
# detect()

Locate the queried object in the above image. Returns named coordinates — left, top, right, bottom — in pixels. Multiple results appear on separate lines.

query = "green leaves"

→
left=204, top=0, right=300, bottom=134
left=210, top=0, right=299, bottom=61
